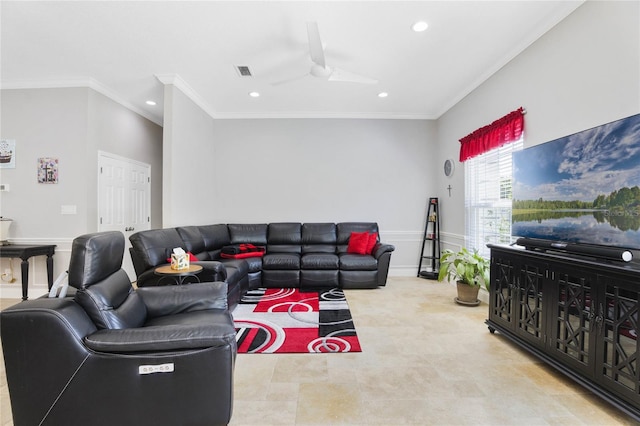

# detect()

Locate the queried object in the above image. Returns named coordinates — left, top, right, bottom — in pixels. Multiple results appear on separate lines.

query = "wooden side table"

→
left=154, top=264, right=203, bottom=285
left=0, top=244, right=56, bottom=300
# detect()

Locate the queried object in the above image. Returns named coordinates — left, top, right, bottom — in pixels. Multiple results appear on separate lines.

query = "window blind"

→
left=465, top=137, right=523, bottom=258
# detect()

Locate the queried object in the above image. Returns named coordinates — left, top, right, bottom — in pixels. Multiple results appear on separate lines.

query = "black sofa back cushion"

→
left=267, top=223, right=302, bottom=254
left=337, top=222, right=379, bottom=253
left=229, top=224, right=268, bottom=245
left=176, top=226, right=209, bottom=260
left=130, top=228, right=187, bottom=269
left=301, top=223, right=337, bottom=253
left=199, top=224, right=232, bottom=256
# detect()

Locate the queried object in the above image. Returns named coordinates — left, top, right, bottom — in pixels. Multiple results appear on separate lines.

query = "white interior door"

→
left=98, top=152, right=151, bottom=281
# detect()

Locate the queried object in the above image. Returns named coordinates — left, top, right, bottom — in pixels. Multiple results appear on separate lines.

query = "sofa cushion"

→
left=301, top=253, right=339, bottom=270
left=337, top=222, right=379, bottom=253
left=129, top=228, right=187, bottom=269
left=301, top=223, right=337, bottom=253
left=229, top=223, right=268, bottom=245
left=262, top=253, right=300, bottom=270
left=339, top=253, right=378, bottom=271
left=267, top=222, right=302, bottom=254
left=176, top=226, right=207, bottom=256
left=199, top=224, right=231, bottom=252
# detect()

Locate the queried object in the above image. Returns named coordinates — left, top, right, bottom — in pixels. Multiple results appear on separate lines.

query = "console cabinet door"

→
left=514, top=258, right=547, bottom=349
left=596, top=273, right=640, bottom=407
left=489, top=251, right=518, bottom=332
left=548, top=266, right=598, bottom=376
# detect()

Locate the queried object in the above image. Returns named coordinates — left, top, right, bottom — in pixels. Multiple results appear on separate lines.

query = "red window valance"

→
left=459, top=107, right=525, bottom=162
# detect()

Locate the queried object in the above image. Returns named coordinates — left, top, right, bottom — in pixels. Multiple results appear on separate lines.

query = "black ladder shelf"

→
left=418, top=197, right=441, bottom=279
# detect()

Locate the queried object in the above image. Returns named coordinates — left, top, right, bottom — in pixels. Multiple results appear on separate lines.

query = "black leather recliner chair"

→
left=1, top=231, right=237, bottom=426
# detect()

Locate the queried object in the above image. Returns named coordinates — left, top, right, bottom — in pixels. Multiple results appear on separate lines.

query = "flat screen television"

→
left=512, top=113, right=640, bottom=253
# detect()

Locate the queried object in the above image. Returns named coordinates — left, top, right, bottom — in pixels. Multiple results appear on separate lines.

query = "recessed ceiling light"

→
left=378, top=92, right=388, bottom=98
left=249, top=92, right=260, bottom=98
left=145, top=100, right=157, bottom=106
left=412, top=21, right=429, bottom=32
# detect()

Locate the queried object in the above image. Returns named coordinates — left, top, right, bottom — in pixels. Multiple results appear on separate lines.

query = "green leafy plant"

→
left=437, top=247, right=490, bottom=290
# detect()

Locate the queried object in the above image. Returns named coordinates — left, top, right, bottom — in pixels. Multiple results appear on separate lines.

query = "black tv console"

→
left=486, top=243, right=640, bottom=420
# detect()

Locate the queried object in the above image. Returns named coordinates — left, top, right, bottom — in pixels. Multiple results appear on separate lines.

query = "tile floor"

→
left=1, top=277, right=637, bottom=425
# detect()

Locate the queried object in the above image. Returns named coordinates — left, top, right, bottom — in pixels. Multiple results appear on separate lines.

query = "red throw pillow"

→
left=366, top=232, right=378, bottom=255
left=347, top=232, right=369, bottom=255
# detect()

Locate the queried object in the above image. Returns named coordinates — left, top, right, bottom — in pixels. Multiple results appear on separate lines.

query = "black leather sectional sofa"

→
left=129, top=222, right=395, bottom=309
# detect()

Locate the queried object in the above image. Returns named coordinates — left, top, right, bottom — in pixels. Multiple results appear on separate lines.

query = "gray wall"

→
left=0, top=87, right=162, bottom=298
left=435, top=0, right=640, bottom=251
left=212, top=118, right=437, bottom=275
left=162, top=84, right=217, bottom=227
left=163, top=93, right=438, bottom=274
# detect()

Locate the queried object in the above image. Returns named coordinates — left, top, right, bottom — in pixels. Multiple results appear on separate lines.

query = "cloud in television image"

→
left=512, top=113, right=640, bottom=250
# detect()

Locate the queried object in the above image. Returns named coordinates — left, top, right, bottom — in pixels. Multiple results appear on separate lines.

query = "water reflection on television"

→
left=512, top=113, right=640, bottom=250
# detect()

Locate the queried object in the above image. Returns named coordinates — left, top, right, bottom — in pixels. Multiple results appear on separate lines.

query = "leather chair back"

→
left=70, top=231, right=146, bottom=330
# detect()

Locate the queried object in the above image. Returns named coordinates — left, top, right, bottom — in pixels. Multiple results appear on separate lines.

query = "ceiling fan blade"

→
left=271, top=72, right=310, bottom=86
left=306, top=21, right=326, bottom=68
left=329, top=67, right=378, bottom=84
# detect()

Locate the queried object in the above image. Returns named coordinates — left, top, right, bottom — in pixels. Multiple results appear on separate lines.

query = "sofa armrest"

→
left=194, top=260, right=228, bottom=281
left=372, top=243, right=395, bottom=259
left=84, top=315, right=236, bottom=353
left=137, top=282, right=229, bottom=318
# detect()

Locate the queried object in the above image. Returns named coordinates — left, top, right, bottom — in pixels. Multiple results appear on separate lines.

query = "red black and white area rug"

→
left=232, top=288, right=362, bottom=354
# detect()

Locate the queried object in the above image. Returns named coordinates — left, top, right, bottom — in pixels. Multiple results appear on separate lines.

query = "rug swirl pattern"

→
left=232, top=288, right=362, bottom=354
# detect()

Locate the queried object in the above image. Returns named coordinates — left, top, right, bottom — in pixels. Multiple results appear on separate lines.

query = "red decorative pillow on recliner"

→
left=347, top=232, right=370, bottom=255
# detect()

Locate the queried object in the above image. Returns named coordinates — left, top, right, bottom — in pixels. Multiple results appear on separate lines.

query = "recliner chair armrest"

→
left=137, top=282, right=229, bottom=318
left=84, top=315, right=236, bottom=353
left=1, top=298, right=98, bottom=342
left=372, top=243, right=395, bottom=259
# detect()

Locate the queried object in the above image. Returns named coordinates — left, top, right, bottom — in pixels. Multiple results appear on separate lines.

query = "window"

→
left=465, top=137, right=523, bottom=258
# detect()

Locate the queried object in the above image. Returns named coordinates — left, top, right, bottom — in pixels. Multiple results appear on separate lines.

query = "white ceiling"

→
left=1, top=1, right=584, bottom=125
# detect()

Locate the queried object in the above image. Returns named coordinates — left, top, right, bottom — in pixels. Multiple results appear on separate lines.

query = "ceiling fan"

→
left=271, top=22, right=378, bottom=86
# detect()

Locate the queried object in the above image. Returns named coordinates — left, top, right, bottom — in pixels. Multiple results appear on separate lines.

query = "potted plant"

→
left=437, top=247, right=490, bottom=306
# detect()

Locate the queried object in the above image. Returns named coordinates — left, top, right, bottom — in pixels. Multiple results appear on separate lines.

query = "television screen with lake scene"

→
left=512, top=113, right=640, bottom=251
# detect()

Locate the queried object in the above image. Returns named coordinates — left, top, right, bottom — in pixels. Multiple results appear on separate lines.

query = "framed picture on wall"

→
left=38, top=157, right=59, bottom=183
left=0, top=140, right=16, bottom=168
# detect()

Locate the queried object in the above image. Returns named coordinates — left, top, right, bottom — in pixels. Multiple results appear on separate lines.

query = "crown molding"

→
left=1, top=78, right=162, bottom=126
left=213, top=111, right=436, bottom=120
left=154, top=74, right=436, bottom=120
left=155, top=73, right=220, bottom=119
left=3, top=76, right=437, bottom=122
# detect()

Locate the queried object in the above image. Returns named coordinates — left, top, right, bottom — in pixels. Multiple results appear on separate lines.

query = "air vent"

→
left=235, top=65, right=252, bottom=77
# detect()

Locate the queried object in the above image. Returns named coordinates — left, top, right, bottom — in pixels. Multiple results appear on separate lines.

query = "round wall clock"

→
left=444, top=159, right=455, bottom=177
